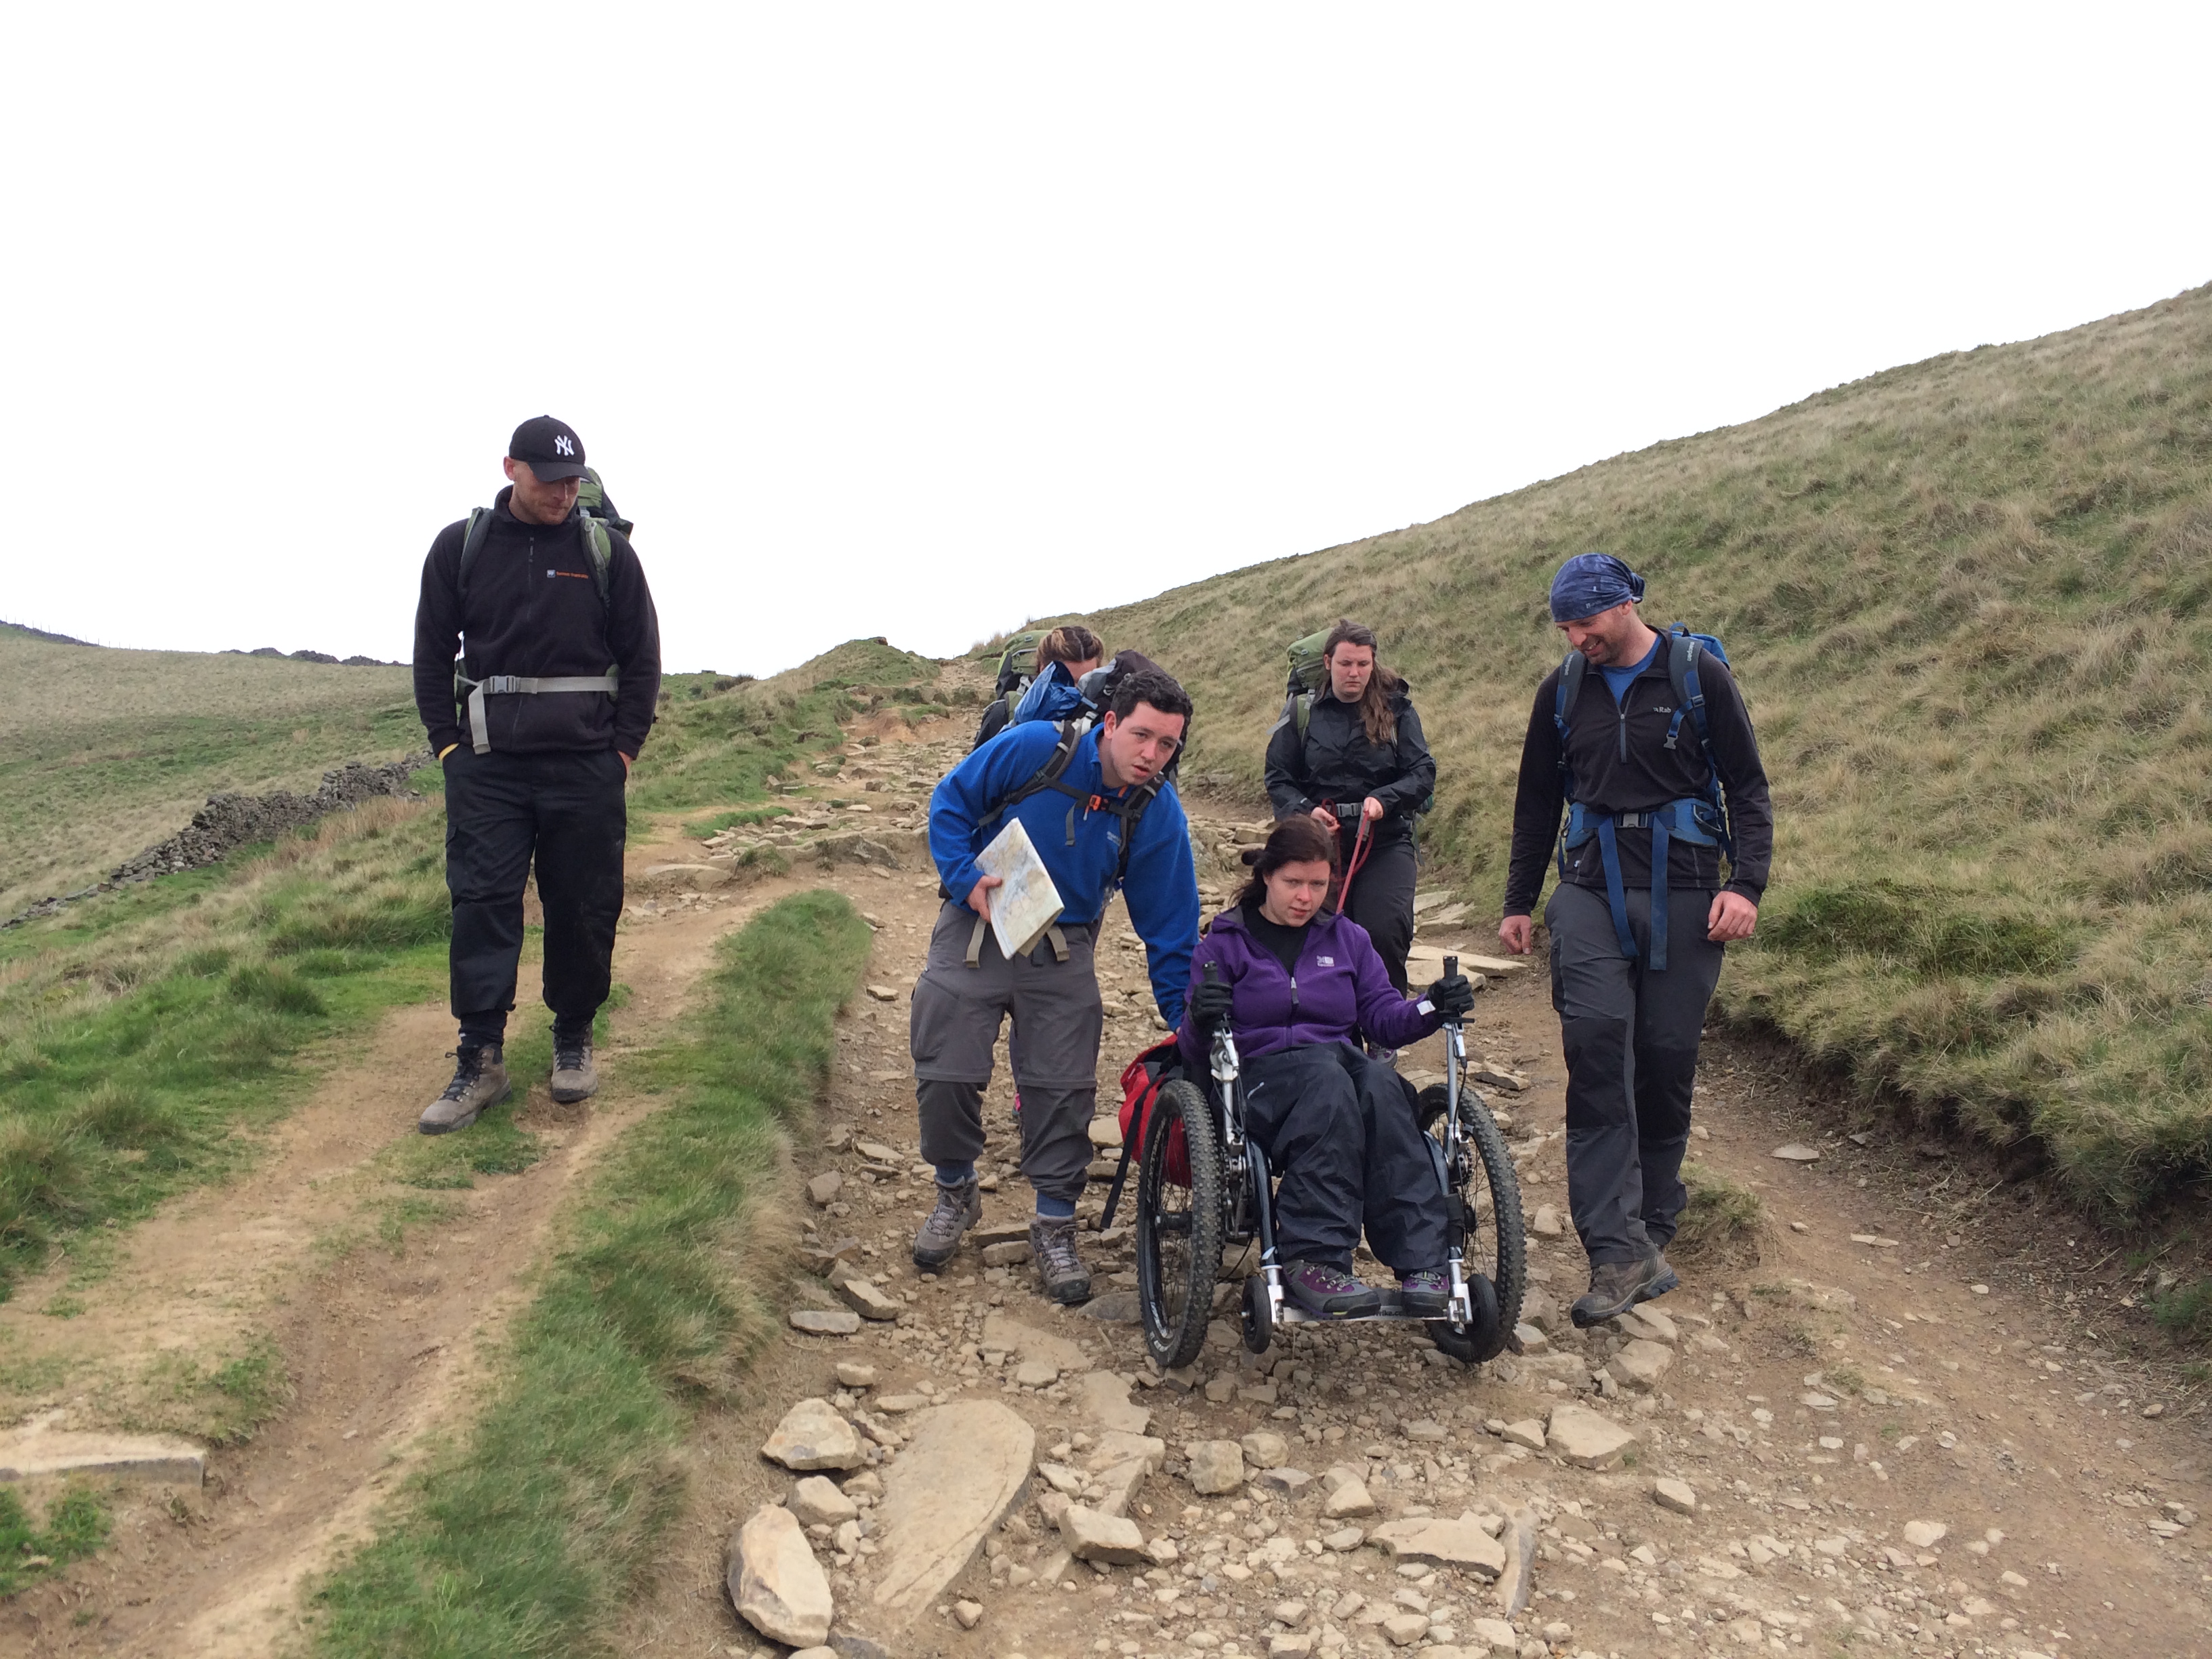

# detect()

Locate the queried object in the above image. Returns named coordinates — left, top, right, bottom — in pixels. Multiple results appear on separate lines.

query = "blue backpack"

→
left=1553, top=625, right=1737, bottom=968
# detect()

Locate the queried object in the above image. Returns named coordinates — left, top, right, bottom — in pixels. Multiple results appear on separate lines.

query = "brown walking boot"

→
left=550, top=1033, right=598, bottom=1104
left=911, top=1177, right=982, bottom=1271
left=419, top=1044, right=509, bottom=1135
left=1031, top=1214, right=1092, bottom=1305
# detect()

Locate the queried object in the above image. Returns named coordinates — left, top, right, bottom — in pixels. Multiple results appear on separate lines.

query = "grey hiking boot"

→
left=912, top=1178, right=982, bottom=1271
left=1571, top=1251, right=1677, bottom=1328
left=419, top=1044, right=509, bottom=1135
left=1030, top=1214, right=1092, bottom=1305
left=550, top=1033, right=598, bottom=1104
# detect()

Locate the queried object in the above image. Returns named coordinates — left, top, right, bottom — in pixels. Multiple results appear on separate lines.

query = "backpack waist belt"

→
left=1560, top=796, right=1724, bottom=971
left=458, top=674, right=619, bottom=754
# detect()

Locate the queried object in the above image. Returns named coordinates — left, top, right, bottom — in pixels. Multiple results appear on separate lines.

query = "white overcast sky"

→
left=8, top=4, right=2209, bottom=677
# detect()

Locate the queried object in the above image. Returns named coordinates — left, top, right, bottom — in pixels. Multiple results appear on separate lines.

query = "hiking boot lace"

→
left=922, top=1183, right=972, bottom=1237
left=1036, top=1218, right=1084, bottom=1279
left=440, top=1047, right=486, bottom=1101
left=554, top=1037, right=588, bottom=1071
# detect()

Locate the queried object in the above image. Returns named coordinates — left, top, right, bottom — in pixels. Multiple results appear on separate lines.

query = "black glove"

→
left=1190, top=977, right=1235, bottom=1034
left=1427, top=973, right=1475, bottom=1021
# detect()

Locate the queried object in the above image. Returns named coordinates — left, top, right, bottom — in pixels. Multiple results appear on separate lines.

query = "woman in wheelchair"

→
left=1178, top=815, right=1477, bottom=1319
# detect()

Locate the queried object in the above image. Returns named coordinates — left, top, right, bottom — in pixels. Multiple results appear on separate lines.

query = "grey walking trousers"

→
left=1545, top=880, right=1726, bottom=1265
left=909, top=899, right=1104, bottom=1205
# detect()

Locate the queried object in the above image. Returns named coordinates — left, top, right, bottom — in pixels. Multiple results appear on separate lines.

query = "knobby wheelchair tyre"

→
left=1420, top=1082, right=1528, bottom=1364
left=1136, top=1078, right=1224, bottom=1370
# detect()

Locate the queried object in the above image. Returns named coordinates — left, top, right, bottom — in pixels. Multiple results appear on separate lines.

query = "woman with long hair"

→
left=972, top=624, right=1105, bottom=749
left=1263, top=619, right=1435, bottom=1003
left=1176, top=816, right=1475, bottom=1318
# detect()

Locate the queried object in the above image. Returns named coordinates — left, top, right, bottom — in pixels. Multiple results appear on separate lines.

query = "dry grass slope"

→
left=0, top=629, right=417, bottom=917
left=1067, top=284, right=2212, bottom=1218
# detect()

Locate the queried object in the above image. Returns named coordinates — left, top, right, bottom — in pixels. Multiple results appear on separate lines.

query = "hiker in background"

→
left=911, top=668, right=1202, bottom=1304
left=1179, top=816, right=1477, bottom=1317
left=971, top=625, right=1105, bottom=750
left=411, top=417, right=661, bottom=1134
left=1264, top=619, right=1435, bottom=1010
left=1499, top=553, right=1770, bottom=1327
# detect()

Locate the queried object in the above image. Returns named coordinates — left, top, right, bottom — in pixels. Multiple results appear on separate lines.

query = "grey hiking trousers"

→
left=909, top=899, right=1103, bottom=1205
left=1546, top=880, right=1726, bottom=1266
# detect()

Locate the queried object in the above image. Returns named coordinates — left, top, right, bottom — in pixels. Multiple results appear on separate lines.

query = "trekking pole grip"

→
left=1204, top=962, right=1221, bottom=985
left=1443, top=955, right=1458, bottom=979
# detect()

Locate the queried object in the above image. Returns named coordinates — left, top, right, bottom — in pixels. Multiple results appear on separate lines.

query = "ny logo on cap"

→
left=554, top=435, right=575, bottom=457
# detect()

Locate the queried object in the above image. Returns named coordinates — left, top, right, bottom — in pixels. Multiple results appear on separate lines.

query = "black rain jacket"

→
left=412, top=486, right=662, bottom=758
left=1503, top=632, right=1772, bottom=917
left=1263, top=685, right=1435, bottom=844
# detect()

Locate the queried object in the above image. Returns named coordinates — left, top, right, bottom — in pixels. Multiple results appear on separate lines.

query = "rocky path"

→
left=614, top=735, right=2212, bottom=1659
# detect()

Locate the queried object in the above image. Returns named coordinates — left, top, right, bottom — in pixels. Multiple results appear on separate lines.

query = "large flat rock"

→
left=867, top=1399, right=1036, bottom=1629
left=729, top=1502, right=834, bottom=1647
left=981, top=1312, right=1090, bottom=1373
left=1545, top=1402, right=1637, bottom=1470
left=0, top=1428, right=204, bottom=1488
left=1369, top=1512, right=1506, bottom=1578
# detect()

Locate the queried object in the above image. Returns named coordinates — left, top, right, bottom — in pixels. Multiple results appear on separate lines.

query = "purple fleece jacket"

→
left=1176, top=905, right=1439, bottom=1069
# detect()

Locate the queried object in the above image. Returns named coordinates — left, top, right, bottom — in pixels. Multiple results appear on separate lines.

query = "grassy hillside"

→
left=0, top=628, right=418, bottom=917
left=1071, top=284, right=2212, bottom=1218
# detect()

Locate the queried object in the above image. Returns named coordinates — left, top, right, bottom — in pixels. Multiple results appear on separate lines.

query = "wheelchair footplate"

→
left=1243, top=1260, right=1501, bottom=1361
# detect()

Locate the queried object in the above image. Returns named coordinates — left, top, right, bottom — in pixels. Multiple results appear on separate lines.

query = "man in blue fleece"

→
left=909, top=666, right=1200, bottom=1303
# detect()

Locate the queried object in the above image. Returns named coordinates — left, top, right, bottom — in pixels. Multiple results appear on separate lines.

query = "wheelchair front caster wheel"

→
left=1428, top=1272, right=1504, bottom=1366
left=1241, top=1273, right=1274, bottom=1354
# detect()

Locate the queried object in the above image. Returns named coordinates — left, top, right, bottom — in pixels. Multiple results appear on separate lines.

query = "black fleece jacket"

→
left=1264, top=686, right=1435, bottom=842
left=412, top=487, right=661, bottom=758
left=1503, top=633, right=1772, bottom=917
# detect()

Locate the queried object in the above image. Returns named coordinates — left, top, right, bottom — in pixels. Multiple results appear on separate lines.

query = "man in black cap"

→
left=411, top=417, right=662, bottom=1133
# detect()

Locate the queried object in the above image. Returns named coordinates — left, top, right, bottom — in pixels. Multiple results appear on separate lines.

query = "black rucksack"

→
left=457, top=467, right=630, bottom=609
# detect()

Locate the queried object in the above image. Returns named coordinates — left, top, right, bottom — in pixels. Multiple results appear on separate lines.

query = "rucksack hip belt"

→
left=1560, top=797, right=1724, bottom=972
left=459, top=674, right=619, bottom=754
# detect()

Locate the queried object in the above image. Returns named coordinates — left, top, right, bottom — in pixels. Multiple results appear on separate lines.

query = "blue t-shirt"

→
left=1602, top=637, right=1661, bottom=705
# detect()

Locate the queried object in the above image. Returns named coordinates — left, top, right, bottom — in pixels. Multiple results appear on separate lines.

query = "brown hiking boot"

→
left=1031, top=1214, right=1092, bottom=1305
left=1571, top=1251, right=1675, bottom=1328
left=911, top=1178, right=982, bottom=1271
left=419, top=1044, right=509, bottom=1134
left=550, top=1034, right=598, bottom=1104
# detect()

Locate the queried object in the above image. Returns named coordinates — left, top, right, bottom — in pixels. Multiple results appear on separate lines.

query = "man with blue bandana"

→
left=1499, top=554, right=1773, bottom=1327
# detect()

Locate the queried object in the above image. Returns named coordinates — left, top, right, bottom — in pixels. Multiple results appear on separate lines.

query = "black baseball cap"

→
left=508, top=415, right=588, bottom=481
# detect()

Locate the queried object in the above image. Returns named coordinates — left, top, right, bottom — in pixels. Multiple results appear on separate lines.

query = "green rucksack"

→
left=1285, top=628, right=1330, bottom=739
left=458, top=466, right=629, bottom=609
left=993, top=629, right=1048, bottom=699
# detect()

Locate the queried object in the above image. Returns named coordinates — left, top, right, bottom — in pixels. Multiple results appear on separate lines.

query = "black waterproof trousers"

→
left=1544, top=881, right=1725, bottom=1265
left=1239, top=1042, right=1448, bottom=1274
left=443, top=747, right=628, bottom=1045
left=1337, top=831, right=1417, bottom=995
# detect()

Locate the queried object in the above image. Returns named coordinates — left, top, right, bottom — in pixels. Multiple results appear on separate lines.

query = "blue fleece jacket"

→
left=1009, top=661, right=1087, bottom=728
left=928, top=720, right=1200, bottom=1024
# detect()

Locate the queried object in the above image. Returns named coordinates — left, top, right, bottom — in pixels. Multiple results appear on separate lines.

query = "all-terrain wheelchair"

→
left=1103, top=958, right=1526, bottom=1370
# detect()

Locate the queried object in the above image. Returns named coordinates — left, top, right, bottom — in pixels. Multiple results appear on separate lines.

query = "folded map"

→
left=975, top=817, right=1065, bottom=960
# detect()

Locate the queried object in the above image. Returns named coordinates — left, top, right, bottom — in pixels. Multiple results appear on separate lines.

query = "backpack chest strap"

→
left=1559, top=798, right=1721, bottom=971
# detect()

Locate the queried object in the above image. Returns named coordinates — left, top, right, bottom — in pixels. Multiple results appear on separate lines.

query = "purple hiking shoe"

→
left=1284, top=1261, right=1382, bottom=1319
left=1397, top=1267, right=1450, bottom=1315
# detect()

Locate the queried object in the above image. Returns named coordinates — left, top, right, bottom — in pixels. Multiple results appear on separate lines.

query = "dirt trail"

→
left=607, top=779, right=2212, bottom=1659
left=3, top=707, right=2208, bottom=1658
left=0, top=842, right=801, bottom=1657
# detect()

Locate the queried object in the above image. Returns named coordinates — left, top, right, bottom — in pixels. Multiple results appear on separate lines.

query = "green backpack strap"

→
left=457, top=506, right=610, bottom=612
left=1292, top=690, right=1314, bottom=742
left=456, top=507, right=494, bottom=600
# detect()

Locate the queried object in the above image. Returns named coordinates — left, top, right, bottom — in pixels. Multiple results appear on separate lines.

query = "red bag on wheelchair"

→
left=1118, top=1038, right=1189, bottom=1185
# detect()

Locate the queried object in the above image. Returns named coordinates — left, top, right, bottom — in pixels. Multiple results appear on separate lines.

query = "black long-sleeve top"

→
left=1263, top=687, right=1436, bottom=844
left=411, top=486, right=661, bottom=758
left=1503, top=634, right=1772, bottom=917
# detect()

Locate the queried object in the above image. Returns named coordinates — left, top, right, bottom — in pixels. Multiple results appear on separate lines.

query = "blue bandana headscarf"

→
left=1549, top=552, right=1645, bottom=623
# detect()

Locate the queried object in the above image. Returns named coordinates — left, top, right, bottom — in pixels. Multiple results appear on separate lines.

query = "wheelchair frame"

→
left=1118, top=957, right=1527, bottom=1370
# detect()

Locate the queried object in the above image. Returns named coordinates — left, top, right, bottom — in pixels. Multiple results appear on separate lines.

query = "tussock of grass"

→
left=127, top=1334, right=294, bottom=1446
left=305, top=890, right=871, bottom=1658
left=0, top=802, right=449, bottom=1294
left=1671, top=1160, right=1764, bottom=1263
left=1074, top=283, right=2212, bottom=1216
left=2152, top=1277, right=2212, bottom=1346
left=0, top=1483, right=110, bottom=1596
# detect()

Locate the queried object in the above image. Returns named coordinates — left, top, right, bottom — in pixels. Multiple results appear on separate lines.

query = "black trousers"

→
left=1240, top=1042, right=1448, bottom=1274
left=443, top=747, right=628, bottom=1045
left=1545, top=881, right=1726, bottom=1265
left=1337, top=831, right=1417, bottom=995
